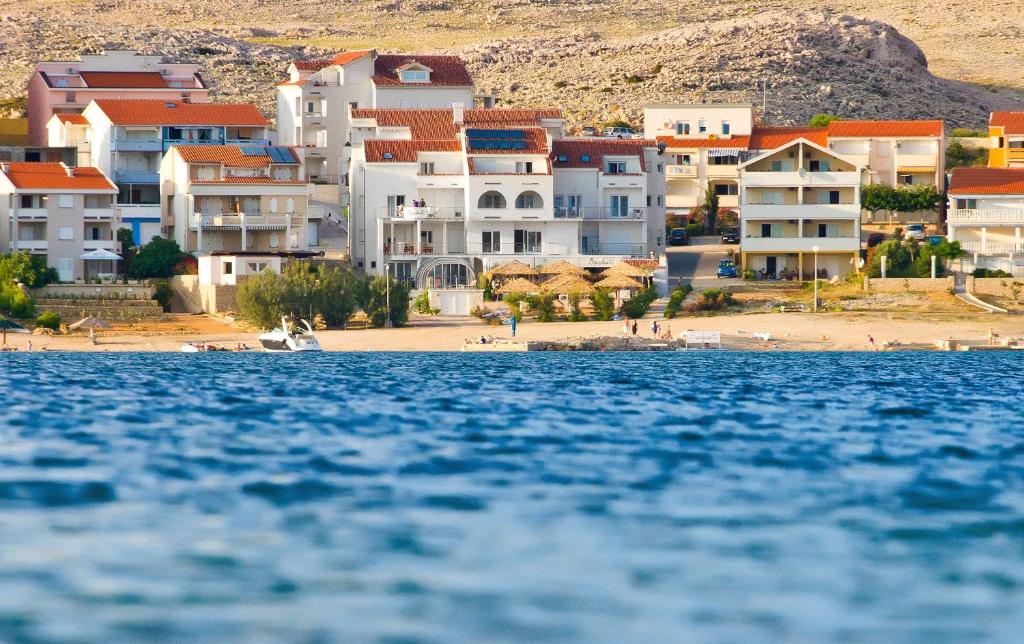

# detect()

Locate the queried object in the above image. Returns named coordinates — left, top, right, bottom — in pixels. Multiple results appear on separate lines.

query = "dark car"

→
left=580, top=126, right=599, bottom=137
left=668, top=228, right=689, bottom=246
left=720, top=227, right=740, bottom=244
left=867, top=232, right=885, bottom=248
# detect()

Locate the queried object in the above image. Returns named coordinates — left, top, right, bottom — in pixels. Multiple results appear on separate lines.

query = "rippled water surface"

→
left=2, top=352, right=1024, bottom=642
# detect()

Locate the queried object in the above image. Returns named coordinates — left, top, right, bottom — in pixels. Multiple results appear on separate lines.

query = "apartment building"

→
left=988, top=112, right=1024, bottom=169
left=947, top=167, right=1024, bottom=275
left=348, top=107, right=663, bottom=287
left=47, top=99, right=271, bottom=245
left=0, top=162, right=119, bottom=281
left=826, top=120, right=945, bottom=186
left=738, top=138, right=864, bottom=279
left=644, top=104, right=755, bottom=214
left=276, top=50, right=474, bottom=188
left=26, top=50, right=209, bottom=146
left=160, top=145, right=311, bottom=255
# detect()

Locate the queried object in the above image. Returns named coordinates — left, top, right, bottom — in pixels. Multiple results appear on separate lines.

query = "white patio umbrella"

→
left=80, top=248, right=122, bottom=281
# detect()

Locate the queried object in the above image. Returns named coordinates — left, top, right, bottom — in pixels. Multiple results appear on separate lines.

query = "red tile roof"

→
left=827, top=120, right=944, bottom=138
left=372, top=55, right=473, bottom=87
left=79, top=71, right=169, bottom=88
left=365, top=139, right=462, bottom=162
left=351, top=108, right=561, bottom=140
left=655, top=135, right=751, bottom=149
left=57, top=113, right=89, bottom=125
left=293, top=60, right=331, bottom=72
left=948, top=167, right=1024, bottom=195
left=2, top=163, right=116, bottom=191
left=749, top=126, right=829, bottom=149
left=91, top=99, right=270, bottom=126
left=174, top=145, right=298, bottom=168
left=551, top=139, right=656, bottom=169
left=290, top=50, right=372, bottom=73
left=990, top=112, right=1024, bottom=135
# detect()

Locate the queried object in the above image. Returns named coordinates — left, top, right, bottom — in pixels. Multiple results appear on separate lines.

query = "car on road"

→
left=603, top=126, right=639, bottom=139
left=668, top=227, right=689, bottom=246
left=717, top=258, right=738, bottom=278
left=926, top=235, right=945, bottom=246
left=720, top=227, right=740, bottom=244
left=580, top=126, right=599, bottom=137
left=903, top=223, right=926, bottom=241
left=866, top=232, right=885, bottom=247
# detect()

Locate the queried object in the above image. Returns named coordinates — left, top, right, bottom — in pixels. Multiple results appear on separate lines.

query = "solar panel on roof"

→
left=465, top=128, right=526, bottom=140
left=240, top=146, right=265, bottom=156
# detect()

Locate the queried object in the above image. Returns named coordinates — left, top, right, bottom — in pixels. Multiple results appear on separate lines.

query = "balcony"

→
left=742, top=237, right=859, bottom=253
left=552, top=206, right=647, bottom=220
left=705, top=165, right=740, bottom=178
left=84, top=208, right=117, bottom=220
left=894, top=153, right=937, bottom=169
left=948, top=209, right=1024, bottom=224
left=741, top=204, right=860, bottom=220
left=599, top=174, right=645, bottom=190
left=15, top=208, right=48, bottom=220
left=116, top=204, right=161, bottom=218
left=114, top=139, right=162, bottom=152
left=380, top=206, right=464, bottom=221
left=741, top=171, right=862, bottom=187
left=195, top=213, right=294, bottom=229
left=666, top=165, right=698, bottom=178
left=226, top=139, right=272, bottom=147
left=960, top=241, right=1024, bottom=254
left=83, top=239, right=118, bottom=252
left=9, top=240, right=48, bottom=252
left=115, top=170, right=160, bottom=184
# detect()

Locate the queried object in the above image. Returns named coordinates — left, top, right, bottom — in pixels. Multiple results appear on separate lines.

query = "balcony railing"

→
left=15, top=208, right=48, bottom=219
left=666, top=164, right=698, bottom=178
left=115, top=170, right=160, bottom=184
left=741, top=204, right=861, bottom=220
left=948, top=208, right=1024, bottom=224
left=83, top=239, right=118, bottom=252
left=741, top=237, right=860, bottom=252
left=9, top=240, right=48, bottom=252
left=553, top=206, right=647, bottom=220
left=114, top=139, right=162, bottom=152
left=84, top=208, right=117, bottom=220
left=225, top=139, right=272, bottom=147
left=195, top=213, right=294, bottom=229
left=382, top=241, right=646, bottom=258
left=379, top=206, right=464, bottom=220
left=960, top=241, right=1024, bottom=254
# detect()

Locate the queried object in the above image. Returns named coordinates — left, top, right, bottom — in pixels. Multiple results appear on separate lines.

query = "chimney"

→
left=0, top=162, right=8, bottom=175
left=452, top=102, right=465, bottom=126
left=61, top=163, right=74, bottom=177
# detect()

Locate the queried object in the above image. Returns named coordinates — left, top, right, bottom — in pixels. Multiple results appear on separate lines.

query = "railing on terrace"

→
left=379, top=206, right=464, bottom=220
left=195, top=213, right=294, bottom=228
left=960, top=241, right=1024, bottom=254
left=382, top=241, right=645, bottom=257
left=553, top=206, right=647, bottom=220
left=948, top=209, right=1024, bottom=224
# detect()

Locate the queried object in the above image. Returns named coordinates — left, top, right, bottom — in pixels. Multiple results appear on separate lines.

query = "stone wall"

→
left=36, top=283, right=155, bottom=299
left=169, top=275, right=245, bottom=315
left=973, top=277, right=1024, bottom=298
left=35, top=299, right=164, bottom=322
left=863, top=277, right=954, bottom=292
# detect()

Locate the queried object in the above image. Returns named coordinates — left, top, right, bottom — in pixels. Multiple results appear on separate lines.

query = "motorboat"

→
left=258, top=317, right=323, bottom=353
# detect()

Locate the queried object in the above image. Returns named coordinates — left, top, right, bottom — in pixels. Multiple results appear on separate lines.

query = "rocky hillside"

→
left=0, top=1, right=1021, bottom=130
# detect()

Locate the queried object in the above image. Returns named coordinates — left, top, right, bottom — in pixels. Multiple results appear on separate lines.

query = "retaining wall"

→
left=169, top=275, right=246, bottom=315
left=973, top=277, right=1024, bottom=298
left=36, top=283, right=155, bottom=299
left=863, top=277, right=954, bottom=292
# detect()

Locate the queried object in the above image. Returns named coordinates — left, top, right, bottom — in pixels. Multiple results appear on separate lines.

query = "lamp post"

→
left=384, top=263, right=392, bottom=328
left=812, top=245, right=820, bottom=312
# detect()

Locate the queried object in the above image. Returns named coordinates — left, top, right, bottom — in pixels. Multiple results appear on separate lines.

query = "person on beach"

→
left=632, top=321, right=638, bottom=336
left=622, top=318, right=630, bottom=335
left=651, top=320, right=659, bottom=336
left=26, top=340, right=32, bottom=352
left=868, top=335, right=876, bottom=351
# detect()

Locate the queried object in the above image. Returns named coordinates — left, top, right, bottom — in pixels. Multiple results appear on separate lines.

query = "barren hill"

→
left=1, top=0, right=1022, bottom=130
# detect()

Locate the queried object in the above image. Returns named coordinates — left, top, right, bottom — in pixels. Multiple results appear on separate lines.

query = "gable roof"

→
left=365, top=139, right=462, bottom=162
left=79, top=71, right=169, bottom=88
left=827, top=120, right=944, bottom=138
left=738, top=136, right=858, bottom=170
left=749, top=126, right=829, bottom=149
left=174, top=145, right=298, bottom=168
left=290, top=50, right=372, bottom=73
left=372, top=55, right=473, bottom=87
left=990, top=112, right=1024, bottom=135
left=2, top=163, right=116, bottom=191
left=351, top=108, right=562, bottom=140
left=551, top=139, right=655, bottom=170
left=91, top=99, right=270, bottom=126
left=56, top=113, right=89, bottom=126
left=949, top=167, right=1024, bottom=196
left=655, top=135, right=751, bottom=149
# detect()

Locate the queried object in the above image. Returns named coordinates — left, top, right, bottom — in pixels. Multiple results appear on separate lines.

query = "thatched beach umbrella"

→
left=494, top=277, right=540, bottom=295
left=543, top=275, right=594, bottom=295
left=601, top=261, right=650, bottom=279
left=595, top=273, right=644, bottom=290
left=488, top=260, right=537, bottom=277
left=537, top=259, right=588, bottom=277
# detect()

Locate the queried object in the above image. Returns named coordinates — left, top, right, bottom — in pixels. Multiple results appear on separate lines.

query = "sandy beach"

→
left=2, top=309, right=1021, bottom=352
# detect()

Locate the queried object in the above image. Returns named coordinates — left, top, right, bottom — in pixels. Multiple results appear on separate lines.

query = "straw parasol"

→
left=494, top=277, right=540, bottom=295
left=595, top=273, right=644, bottom=290
left=488, top=260, right=537, bottom=276
left=601, top=261, right=650, bottom=279
left=537, top=259, right=588, bottom=277
left=542, top=274, right=594, bottom=295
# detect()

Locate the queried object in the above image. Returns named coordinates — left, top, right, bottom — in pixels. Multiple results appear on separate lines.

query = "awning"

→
left=897, top=166, right=936, bottom=173
left=708, top=148, right=740, bottom=157
left=80, top=249, right=122, bottom=261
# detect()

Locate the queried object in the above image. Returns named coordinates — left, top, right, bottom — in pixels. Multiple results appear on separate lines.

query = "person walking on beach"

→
left=868, top=335, right=876, bottom=351
left=651, top=320, right=659, bottom=336
left=622, top=317, right=630, bottom=335
left=631, top=320, right=638, bottom=336
left=510, top=314, right=517, bottom=338
left=26, top=340, right=32, bottom=352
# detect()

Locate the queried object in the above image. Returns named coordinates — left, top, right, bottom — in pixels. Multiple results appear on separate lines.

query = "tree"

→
left=946, top=140, right=987, bottom=170
left=365, top=275, right=410, bottom=328
left=527, top=292, right=557, bottom=322
left=703, top=186, right=720, bottom=235
left=130, top=236, right=184, bottom=279
left=312, top=265, right=360, bottom=326
left=237, top=262, right=362, bottom=329
left=0, top=251, right=56, bottom=288
left=567, top=293, right=587, bottom=321
left=866, top=240, right=914, bottom=278
left=808, top=114, right=841, bottom=128
left=117, top=227, right=136, bottom=280
left=591, top=288, right=615, bottom=321
left=237, top=270, right=286, bottom=330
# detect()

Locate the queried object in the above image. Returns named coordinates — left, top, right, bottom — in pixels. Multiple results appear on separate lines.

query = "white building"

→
left=738, top=138, right=864, bottom=279
left=947, top=167, right=1024, bottom=275
left=160, top=145, right=312, bottom=255
left=47, top=99, right=271, bottom=246
left=276, top=50, right=475, bottom=190
left=0, top=162, right=119, bottom=281
left=826, top=120, right=945, bottom=187
left=348, top=107, right=664, bottom=287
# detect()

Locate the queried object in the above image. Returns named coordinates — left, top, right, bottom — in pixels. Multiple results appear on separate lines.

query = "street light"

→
left=384, top=262, right=392, bottom=328
left=812, top=245, right=820, bottom=312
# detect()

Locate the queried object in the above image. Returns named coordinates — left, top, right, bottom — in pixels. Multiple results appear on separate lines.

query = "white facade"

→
left=947, top=168, right=1024, bottom=275
left=827, top=124, right=945, bottom=188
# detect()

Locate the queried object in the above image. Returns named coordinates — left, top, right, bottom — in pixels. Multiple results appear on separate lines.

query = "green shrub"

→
left=973, top=268, right=1011, bottom=278
left=591, top=287, right=615, bottom=321
left=0, top=251, right=57, bottom=288
left=365, top=275, right=410, bottom=328
left=129, top=236, right=184, bottom=279
left=478, top=274, right=492, bottom=301
left=35, top=311, right=61, bottom=330
left=684, top=288, right=736, bottom=312
left=0, top=282, right=34, bottom=318
left=685, top=222, right=703, bottom=238
left=620, top=287, right=657, bottom=319
left=861, top=184, right=940, bottom=213
left=567, top=293, right=587, bottom=321
left=663, top=284, right=693, bottom=318
left=950, top=128, right=987, bottom=138
left=413, top=291, right=440, bottom=315
left=527, top=292, right=557, bottom=322
left=742, top=269, right=756, bottom=281
left=808, top=114, right=841, bottom=127
left=237, top=263, right=363, bottom=329
left=153, top=282, right=174, bottom=312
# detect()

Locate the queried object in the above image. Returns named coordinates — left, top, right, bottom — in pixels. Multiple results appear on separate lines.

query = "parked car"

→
left=717, top=258, right=738, bottom=278
left=926, top=235, right=945, bottom=246
left=668, top=228, right=689, bottom=246
left=580, top=126, right=599, bottom=137
left=720, top=227, right=740, bottom=244
left=866, top=232, right=885, bottom=247
left=603, top=126, right=638, bottom=139
left=903, top=223, right=926, bottom=241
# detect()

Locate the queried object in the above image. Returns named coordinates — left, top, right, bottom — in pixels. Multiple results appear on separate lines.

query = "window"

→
left=419, top=162, right=435, bottom=175
left=58, top=226, right=74, bottom=240
left=657, top=195, right=664, bottom=206
left=348, top=101, right=359, bottom=113
left=657, top=163, right=663, bottom=173
left=58, top=258, right=74, bottom=282
left=88, top=226, right=101, bottom=240
left=676, top=122, right=690, bottom=135
left=223, top=261, right=234, bottom=275
left=515, top=161, right=533, bottom=174
left=956, top=198, right=977, bottom=210
left=771, top=160, right=783, bottom=172
left=58, top=194, right=74, bottom=208
left=580, top=155, right=591, bottom=163
left=65, top=92, right=76, bottom=104
left=714, top=184, right=738, bottom=196
left=478, top=191, right=506, bottom=209
left=307, top=101, right=315, bottom=114
left=515, top=191, right=543, bottom=209
left=482, top=231, right=501, bottom=253
left=20, top=194, right=45, bottom=208
left=698, top=119, right=707, bottom=133
left=247, top=262, right=269, bottom=273
left=286, top=198, right=295, bottom=213
left=19, top=227, right=34, bottom=241
left=387, top=194, right=405, bottom=216
left=557, top=155, right=568, bottom=162
left=382, top=152, right=394, bottom=160
left=270, top=198, right=279, bottom=213
left=610, top=195, right=629, bottom=217
left=646, top=195, right=651, bottom=207
left=606, top=162, right=627, bottom=174
left=722, top=121, right=731, bottom=135
left=400, top=69, right=429, bottom=83
left=761, top=190, right=783, bottom=205
left=676, top=154, right=692, bottom=165
left=420, top=230, right=433, bottom=244
left=808, top=159, right=831, bottom=172
left=760, top=223, right=782, bottom=238
left=817, top=223, right=840, bottom=238
left=709, top=155, right=739, bottom=166
left=294, top=97, right=301, bottom=117
left=898, top=174, right=913, bottom=185
left=514, top=230, right=542, bottom=253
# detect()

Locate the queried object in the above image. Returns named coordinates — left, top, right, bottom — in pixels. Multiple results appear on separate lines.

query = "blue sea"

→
left=1, top=352, right=1023, bottom=643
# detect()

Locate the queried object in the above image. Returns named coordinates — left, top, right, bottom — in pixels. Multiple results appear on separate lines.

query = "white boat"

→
left=258, top=317, right=323, bottom=353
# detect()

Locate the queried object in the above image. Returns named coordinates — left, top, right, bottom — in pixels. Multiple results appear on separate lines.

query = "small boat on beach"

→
left=258, top=317, right=323, bottom=353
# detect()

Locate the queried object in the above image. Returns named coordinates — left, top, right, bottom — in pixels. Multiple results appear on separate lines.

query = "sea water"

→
left=1, top=352, right=1023, bottom=643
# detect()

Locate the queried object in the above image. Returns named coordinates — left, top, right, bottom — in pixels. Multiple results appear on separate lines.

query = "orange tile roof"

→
left=372, top=55, right=473, bottom=87
left=92, top=99, right=270, bottom=126
left=57, top=113, right=89, bottom=125
left=293, top=60, right=331, bottom=72
left=174, top=145, right=298, bottom=168
left=290, top=50, right=372, bottom=73
left=990, top=112, right=1024, bottom=135
left=827, top=120, right=944, bottom=138
left=749, top=126, right=828, bottom=149
left=948, top=167, right=1024, bottom=195
left=351, top=108, right=562, bottom=140
left=551, top=139, right=656, bottom=170
left=655, top=135, right=751, bottom=149
left=191, top=178, right=307, bottom=185
left=79, top=71, right=169, bottom=88
left=2, top=163, right=116, bottom=191
left=365, top=139, right=462, bottom=162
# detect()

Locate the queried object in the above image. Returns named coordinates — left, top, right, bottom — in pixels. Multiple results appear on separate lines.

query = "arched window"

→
left=515, top=191, right=544, bottom=209
left=478, top=191, right=506, bottom=209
